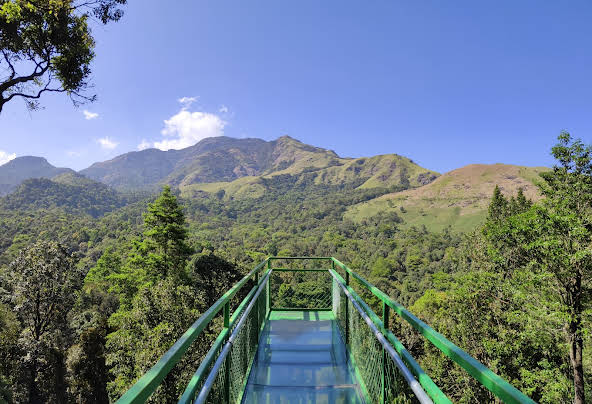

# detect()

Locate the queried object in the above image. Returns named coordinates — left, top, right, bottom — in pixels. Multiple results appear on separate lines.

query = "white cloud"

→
left=97, top=137, right=119, bottom=150
left=0, top=150, right=16, bottom=166
left=83, top=110, right=99, bottom=120
left=178, top=96, right=198, bottom=109
left=219, top=105, right=229, bottom=114
left=67, top=150, right=82, bottom=157
left=155, top=109, right=226, bottom=150
left=137, top=139, right=151, bottom=151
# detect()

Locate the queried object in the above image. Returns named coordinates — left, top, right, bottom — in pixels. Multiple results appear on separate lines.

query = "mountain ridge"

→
left=79, top=135, right=438, bottom=192
left=0, top=156, right=74, bottom=195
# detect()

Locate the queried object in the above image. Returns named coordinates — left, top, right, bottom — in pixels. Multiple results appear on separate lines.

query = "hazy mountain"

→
left=80, top=136, right=439, bottom=192
left=345, top=163, right=549, bottom=232
left=0, top=156, right=74, bottom=195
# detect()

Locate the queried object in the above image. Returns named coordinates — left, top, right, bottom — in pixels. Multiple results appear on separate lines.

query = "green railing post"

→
left=382, top=301, right=390, bottom=404
left=266, top=259, right=272, bottom=313
left=345, top=270, right=350, bottom=346
left=254, top=270, right=260, bottom=332
left=223, top=302, right=230, bottom=403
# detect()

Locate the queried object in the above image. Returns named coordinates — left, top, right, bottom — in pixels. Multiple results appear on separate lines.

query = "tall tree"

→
left=487, top=184, right=509, bottom=221
left=0, top=0, right=127, bottom=112
left=3, top=241, right=83, bottom=403
left=529, top=132, right=592, bottom=404
left=138, top=185, right=193, bottom=280
left=418, top=133, right=592, bottom=403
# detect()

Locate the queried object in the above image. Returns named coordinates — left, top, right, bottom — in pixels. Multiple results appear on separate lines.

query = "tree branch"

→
left=0, top=63, right=49, bottom=93
left=1, top=51, right=17, bottom=81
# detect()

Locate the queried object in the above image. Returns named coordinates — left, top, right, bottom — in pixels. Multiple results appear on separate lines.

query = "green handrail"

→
left=330, top=257, right=536, bottom=404
left=115, top=259, right=269, bottom=404
left=116, top=256, right=536, bottom=404
left=329, top=268, right=450, bottom=404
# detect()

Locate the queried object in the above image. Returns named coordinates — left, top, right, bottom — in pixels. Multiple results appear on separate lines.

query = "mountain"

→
left=345, top=163, right=549, bottom=232
left=0, top=174, right=134, bottom=218
left=80, top=136, right=439, bottom=192
left=0, top=156, right=74, bottom=195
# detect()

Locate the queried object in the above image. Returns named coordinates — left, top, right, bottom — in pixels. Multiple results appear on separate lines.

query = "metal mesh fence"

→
left=270, top=270, right=332, bottom=310
left=198, top=277, right=269, bottom=404
left=332, top=278, right=419, bottom=404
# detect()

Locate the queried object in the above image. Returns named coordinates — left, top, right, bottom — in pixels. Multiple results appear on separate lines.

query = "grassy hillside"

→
left=81, top=135, right=439, bottom=193
left=345, top=163, right=549, bottom=232
left=178, top=138, right=439, bottom=200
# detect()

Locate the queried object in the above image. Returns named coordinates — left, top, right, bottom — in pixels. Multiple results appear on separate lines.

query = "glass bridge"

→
left=115, top=257, right=535, bottom=404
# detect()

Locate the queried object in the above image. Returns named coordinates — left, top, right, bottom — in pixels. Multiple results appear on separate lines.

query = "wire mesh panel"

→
left=270, top=270, right=333, bottom=310
left=332, top=278, right=419, bottom=404
left=199, top=280, right=269, bottom=404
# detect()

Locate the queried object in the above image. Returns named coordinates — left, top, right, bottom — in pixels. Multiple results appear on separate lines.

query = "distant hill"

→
left=0, top=175, right=133, bottom=218
left=81, top=136, right=439, bottom=192
left=345, top=163, right=549, bottom=232
left=0, top=156, right=74, bottom=195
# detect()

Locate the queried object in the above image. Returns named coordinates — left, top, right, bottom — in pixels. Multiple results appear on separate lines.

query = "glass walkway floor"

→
left=242, top=311, right=365, bottom=404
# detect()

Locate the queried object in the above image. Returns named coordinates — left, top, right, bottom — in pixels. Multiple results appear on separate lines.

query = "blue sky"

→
left=1, top=0, right=592, bottom=173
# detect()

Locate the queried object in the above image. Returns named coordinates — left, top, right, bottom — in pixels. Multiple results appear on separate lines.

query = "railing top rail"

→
left=268, top=256, right=333, bottom=261
left=330, top=257, right=536, bottom=404
left=115, top=258, right=269, bottom=404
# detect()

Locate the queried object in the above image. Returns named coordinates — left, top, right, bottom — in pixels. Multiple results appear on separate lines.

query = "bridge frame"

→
left=116, top=257, right=535, bottom=404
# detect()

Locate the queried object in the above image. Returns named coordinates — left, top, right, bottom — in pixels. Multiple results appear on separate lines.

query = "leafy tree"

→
left=0, top=302, right=19, bottom=403
left=106, top=278, right=204, bottom=403
left=67, top=320, right=110, bottom=403
left=525, top=132, right=592, bottom=404
left=0, top=0, right=127, bottom=112
left=2, top=241, right=83, bottom=403
left=138, top=186, right=193, bottom=280
left=487, top=184, right=509, bottom=221
left=189, top=253, right=244, bottom=310
left=413, top=133, right=592, bottom=403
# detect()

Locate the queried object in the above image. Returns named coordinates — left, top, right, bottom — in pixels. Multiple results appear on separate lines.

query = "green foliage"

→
left=1, top=241, right=83, bottom=403
left=141, top=186, right=193, bottom=279
left=189, top=253, right=245, bottom=311
left=106, top=278, right=204, bottom=403
left=0, top=0, right=127, bottom=112
left=411, top=133, right=592, bottom=403
left=0, top=177, right=133, bottom=217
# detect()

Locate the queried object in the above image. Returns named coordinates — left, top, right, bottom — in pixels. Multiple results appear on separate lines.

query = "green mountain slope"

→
left=345, top=163, right=549, bottom=232
left=80, top=136, right=439, bottom=193
left=0, top=176, right=132, bottom=218
left=0, top=156, right=74, bottom=195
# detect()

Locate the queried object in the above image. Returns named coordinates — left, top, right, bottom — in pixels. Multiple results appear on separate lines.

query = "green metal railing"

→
left=116, top=257, right=536, bottom=404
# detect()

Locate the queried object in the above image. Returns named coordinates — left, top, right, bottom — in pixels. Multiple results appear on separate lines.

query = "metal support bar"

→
left=116, top=259, right=268, bottom=404
left=382, top=302, right=390, bottom=404
left=222, top=301, right=230, bottom=402
left=345, top=270, right=350, bottom=346
left=195, top=270, right=272, bottom=404
left=266, top=259, right=272, bottom=312
left=329, top=269, right=434, bottom=404
left=330, top=257, right=535, bottom=404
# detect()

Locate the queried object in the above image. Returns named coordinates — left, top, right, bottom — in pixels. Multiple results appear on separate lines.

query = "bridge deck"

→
left=242, top=310, right=365, bottom=404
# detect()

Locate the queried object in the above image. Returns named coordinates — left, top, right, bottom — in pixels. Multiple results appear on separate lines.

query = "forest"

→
left=0, top=133, right=590, bottom=404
